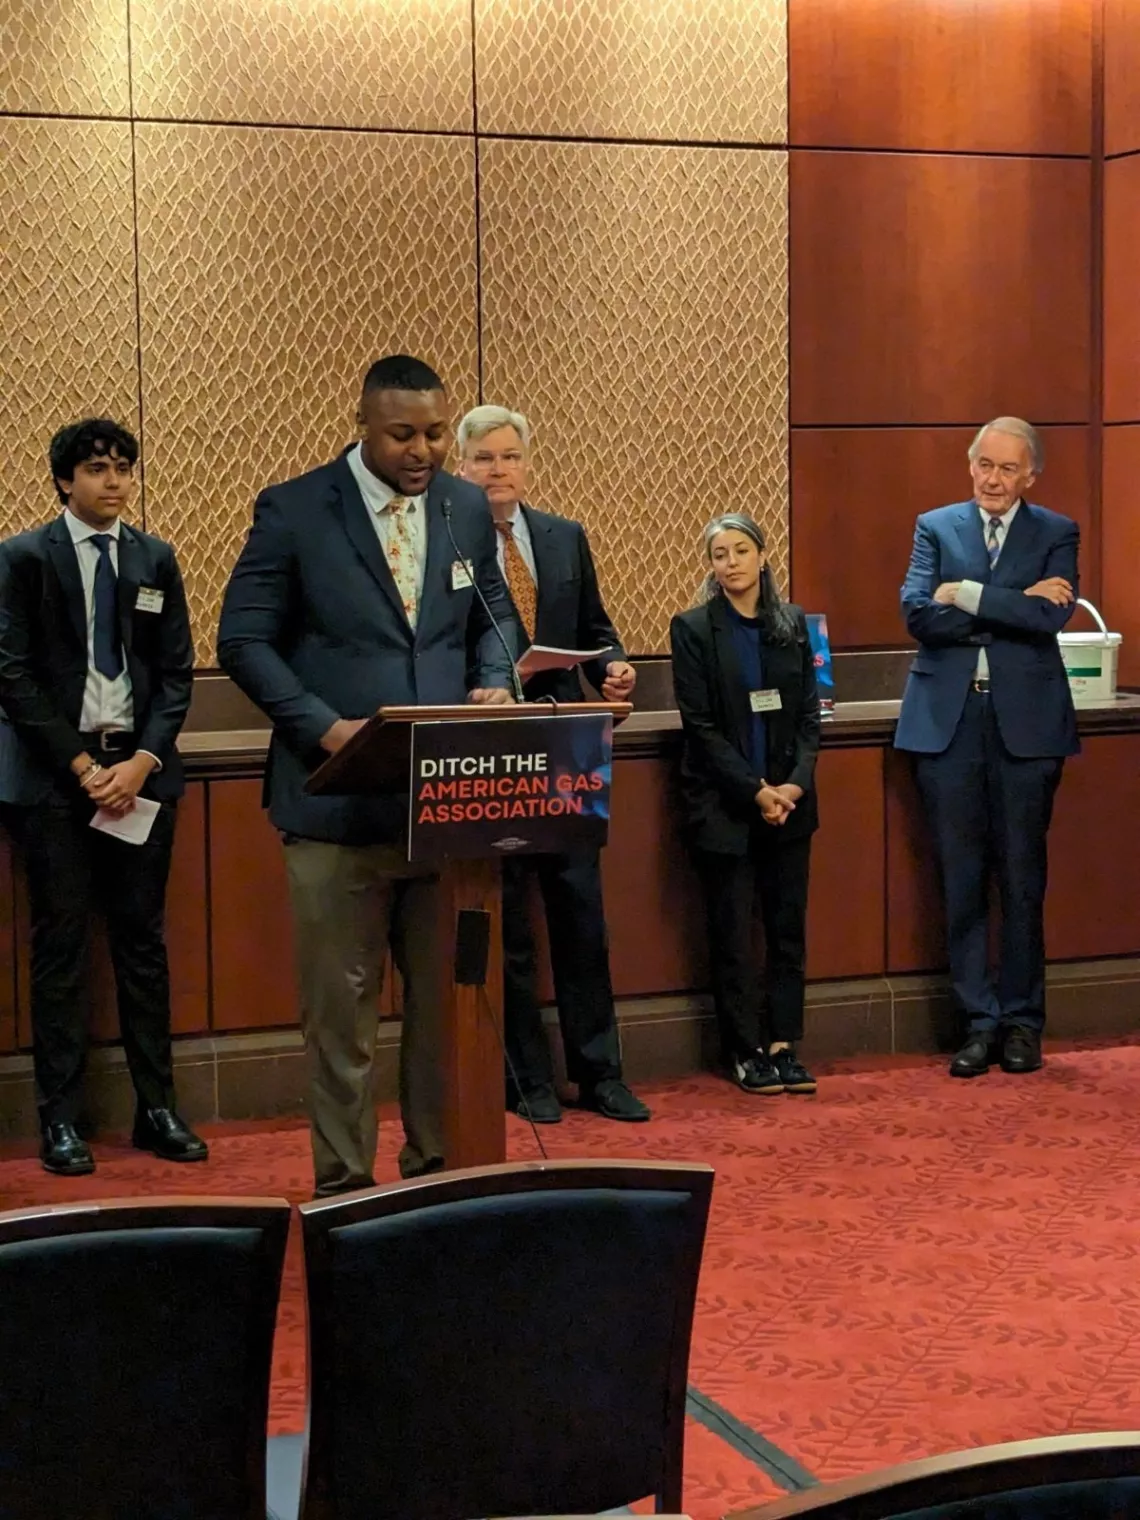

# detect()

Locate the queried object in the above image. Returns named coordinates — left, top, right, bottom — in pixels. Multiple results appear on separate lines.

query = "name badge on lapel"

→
left=450, top=559, right=474, bottom=591
left=749, top=689, right=782, bottom=714
left=135, top=586, right=164, bottom=614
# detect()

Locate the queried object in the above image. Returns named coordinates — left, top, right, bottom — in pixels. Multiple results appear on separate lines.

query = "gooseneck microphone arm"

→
left=442, top=497, right=525, bottom=704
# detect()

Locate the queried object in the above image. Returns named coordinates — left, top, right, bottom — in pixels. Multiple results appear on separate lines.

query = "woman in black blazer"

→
left=669, top=513, right=821, bottom=1097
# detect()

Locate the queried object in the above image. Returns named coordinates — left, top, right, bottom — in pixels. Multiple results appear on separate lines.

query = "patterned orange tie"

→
left=496, top=520, right=537, bottom=645
left=384, top=495, right=418, bottom=628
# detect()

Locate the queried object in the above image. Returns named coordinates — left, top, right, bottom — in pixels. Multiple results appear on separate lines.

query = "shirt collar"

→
left=348, top=442, right=426, bottom=516
left=62, top=509, right=122, bottom=545
left=977, top=499, right=1020, bottom=532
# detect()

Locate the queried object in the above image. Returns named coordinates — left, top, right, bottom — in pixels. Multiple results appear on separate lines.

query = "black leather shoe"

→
left=41, top=1121, right=95, bottom=1176
left=132, top=1107, right=208, bottom=1162
left=582, top=1079, right=651, bottom=1122
left=516, top=1085, right=562, bottom=1124
left=1001, top=1025, right=1043, bottom=1074
left=950, top=1034, right=993, bottom=1078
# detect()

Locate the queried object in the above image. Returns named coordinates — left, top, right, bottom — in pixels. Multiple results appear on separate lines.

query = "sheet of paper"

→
left=515, top=644, right=612, bottom=681
left=89, top=795, right=160, bottom=846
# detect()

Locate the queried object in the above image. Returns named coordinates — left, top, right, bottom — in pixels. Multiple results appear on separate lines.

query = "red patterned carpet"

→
left=4, top=1043, right=1140, bottom=1516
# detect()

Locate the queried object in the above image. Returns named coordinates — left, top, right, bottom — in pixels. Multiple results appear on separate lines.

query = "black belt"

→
left=971, top=679, right=991, bottom=694
left=79, top=730, right=137, bottom=754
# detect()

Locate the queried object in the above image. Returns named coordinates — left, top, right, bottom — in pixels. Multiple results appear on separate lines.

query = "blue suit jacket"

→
left=216, top=454, right=517, bottom=843
left=516, top=504, right=624, bottom=703
left=895, top=499, right=1079, bottom=758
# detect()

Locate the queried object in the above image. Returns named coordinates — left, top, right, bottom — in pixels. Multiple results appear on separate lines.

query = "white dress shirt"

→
left=63, top=509, right=135, bottom=732
left=494, top=503, right=538, bottom=584
left=952, top=500, right=1021, bottom=681
left=346, top=443, right=428, bottom=601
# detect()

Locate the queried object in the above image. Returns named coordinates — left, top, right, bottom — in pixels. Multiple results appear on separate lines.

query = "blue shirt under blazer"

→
left=217, top=453, right=517, bottom=845
left=895, top=499, right=1080, bottom=759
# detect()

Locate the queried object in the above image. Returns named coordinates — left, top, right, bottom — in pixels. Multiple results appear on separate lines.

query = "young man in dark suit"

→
left=0, top=417, right=206, bottom=1174
left=218, top=357, right=517, bottom=1196
left=458, top=404, right=649, bottom=1124
left=896, top=417, right=1080, bottom=1079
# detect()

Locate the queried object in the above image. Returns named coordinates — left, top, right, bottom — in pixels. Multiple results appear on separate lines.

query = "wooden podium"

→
left=305, top=701, right=629, bottom=1170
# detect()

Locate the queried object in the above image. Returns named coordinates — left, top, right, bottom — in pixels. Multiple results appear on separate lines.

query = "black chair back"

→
left=0, top=1195, right=291, bottom=1520
left=299, top=1159, right=714, bottom=1520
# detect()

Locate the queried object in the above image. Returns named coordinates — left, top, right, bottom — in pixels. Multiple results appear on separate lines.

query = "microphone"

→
left=442, top=497, right=525, bottom=704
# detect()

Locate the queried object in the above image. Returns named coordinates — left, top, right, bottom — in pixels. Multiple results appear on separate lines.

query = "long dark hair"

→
left=699, top=513, right=798, bottom=645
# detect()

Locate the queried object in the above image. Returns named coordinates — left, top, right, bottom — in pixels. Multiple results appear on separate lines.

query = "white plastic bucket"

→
left=1058, top=599, right=1121, bottom=705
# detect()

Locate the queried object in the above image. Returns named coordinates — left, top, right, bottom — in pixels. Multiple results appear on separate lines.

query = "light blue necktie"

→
left=986, top=515, right=1001, bottom=570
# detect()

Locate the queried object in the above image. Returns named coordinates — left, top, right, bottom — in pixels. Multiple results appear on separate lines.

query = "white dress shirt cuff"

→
left=137, top=749, right=163, bottom=773
left=953, top=580, right=984, bottom=616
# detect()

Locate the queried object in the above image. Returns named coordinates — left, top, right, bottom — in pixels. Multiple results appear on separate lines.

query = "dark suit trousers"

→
left=697, top=831, right=812, bottom=1062
left=5, top=793, right=177, bottom=1124
left=915, top=690, right=1063, bottom=1035
left=501, top=851, right=622, bottom=1095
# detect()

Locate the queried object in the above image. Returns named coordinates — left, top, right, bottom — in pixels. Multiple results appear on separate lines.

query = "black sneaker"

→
left=771, top=1048, right=817, bottom=1094
left=731, top=1055, right=784, bottom=1095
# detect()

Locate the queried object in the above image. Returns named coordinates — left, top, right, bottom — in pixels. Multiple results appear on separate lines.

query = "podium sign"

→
left=409, top=713, right=612, bottom=863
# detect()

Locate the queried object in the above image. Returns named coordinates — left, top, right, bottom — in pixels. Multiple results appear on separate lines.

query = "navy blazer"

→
left=895, top=499, right=1079, bottom=758
left=217, top=454, right=517, bottom=844
left=516, top=505, right=624, bottom=703
left=670, top=597, right=821, bottom=854
left=0, top=517, right=192, bottom=805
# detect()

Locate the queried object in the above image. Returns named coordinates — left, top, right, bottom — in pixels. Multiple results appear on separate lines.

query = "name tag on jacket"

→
left=450, top=559, right=473, bottom=591
left=136, top=586, right=164, bottom=614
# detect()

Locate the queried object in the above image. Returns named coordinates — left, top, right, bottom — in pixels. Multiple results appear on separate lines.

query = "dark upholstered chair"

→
left=0, top=1195, right=291, bottom=1520
left=291, top=1158, right=714, bottom=1520
left=724, top=1433, right=1140, bottom=1519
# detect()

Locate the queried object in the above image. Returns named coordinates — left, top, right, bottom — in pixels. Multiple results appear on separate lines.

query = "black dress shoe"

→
left=41, top=1121, right=95, bottom=1176
left=950, top=1034, right=993, bottom=1078
left=581, top=1079, right=651, bottom=1122
left=1001, top=1025, right=1043, bottom=1074
left=516, top=1085, right=562, bottom=1124
left=132, top=1107, right=208, bottom=1162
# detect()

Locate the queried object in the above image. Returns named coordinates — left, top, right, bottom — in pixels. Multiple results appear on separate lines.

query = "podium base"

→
left=438, top=857, right=506, bottom=1169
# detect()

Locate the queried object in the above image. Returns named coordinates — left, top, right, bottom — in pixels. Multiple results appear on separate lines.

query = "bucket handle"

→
left=1071, top=598, right=1109, bottom=637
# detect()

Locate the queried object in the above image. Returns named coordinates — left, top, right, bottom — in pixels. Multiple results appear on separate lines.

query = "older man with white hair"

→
left=896, top=416, right=1080, bottom=1079
left=457, top=403, right=649, bottom=1124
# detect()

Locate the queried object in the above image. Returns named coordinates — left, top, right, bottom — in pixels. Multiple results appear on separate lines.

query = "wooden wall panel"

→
left=885, top=749, right=945, bottom=974
left=789, top=0, right=1091, bottom=156
left=806, top=747, right=886, bottom=980
left=1105, top=0, right=1140, bottom=158
left=1104, top=154, right=1140, bottom=424
left=601, top=759, right=708, bottom=997
left=207, top=779, right=299, bottom=1030
left=1046, top=736, right=1140, bottom=960
left=1102, top=426, right=1140, bottom=689
left=790, top=153, right=1091, bottom=427
left=791, top=427, right=1094, bottom=647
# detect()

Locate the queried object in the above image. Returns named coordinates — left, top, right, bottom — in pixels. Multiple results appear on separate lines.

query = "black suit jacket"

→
left=0, top=516, right=193, bottom=804
left=669, top=597, right=821, bottom=853
left=217, top=456, right=516, bottom=844
left=516, top=505, right=625, bottom=702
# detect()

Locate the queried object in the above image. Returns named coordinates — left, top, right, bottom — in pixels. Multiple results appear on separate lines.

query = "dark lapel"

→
left=707, top=595, right=752, bottom=757
left=116, top=523, right=144, bottom=654
left=331, top=451, right=411, bottom=633
left=416, top=475, right=452, bottom=647
left=990, top=500, right=1040, bottom=587
left=45, top=515, right=87, bottom=649
left=953, top=501, right=991, bottom=581
left=520, top=504, right=558, bottom=633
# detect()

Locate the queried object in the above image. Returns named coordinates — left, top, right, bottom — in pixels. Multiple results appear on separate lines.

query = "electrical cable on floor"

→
left=476, top=983, right=548, bottom=1161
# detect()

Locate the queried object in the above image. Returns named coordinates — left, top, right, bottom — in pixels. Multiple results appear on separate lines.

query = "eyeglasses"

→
left=973, top=458, right=1023, bottom=480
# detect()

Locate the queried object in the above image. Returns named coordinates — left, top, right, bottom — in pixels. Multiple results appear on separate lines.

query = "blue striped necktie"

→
left=986, top=515, right=1001, bottom=569
left=91, top=533, right=124, bottom=679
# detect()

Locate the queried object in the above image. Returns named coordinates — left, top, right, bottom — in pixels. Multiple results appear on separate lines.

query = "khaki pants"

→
left=284, top=838, right=445, bottom=1195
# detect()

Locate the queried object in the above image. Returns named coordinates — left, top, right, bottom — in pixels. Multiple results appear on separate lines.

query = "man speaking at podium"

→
left=458, top=404, right=649, bottom=1125
left=218, top=356, right=516, bottom=1196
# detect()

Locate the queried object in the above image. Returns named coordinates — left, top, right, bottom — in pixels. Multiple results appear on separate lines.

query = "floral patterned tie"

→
left=496, top=520, right=536, bottom=644
left=385, top=496, right=418, bottom=628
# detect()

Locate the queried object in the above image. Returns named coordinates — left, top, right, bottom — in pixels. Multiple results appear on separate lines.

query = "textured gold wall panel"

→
left=134, top=125, right=479, bottom=648
left=0, top=118, right=139, bottom=540
left=131, top=0, right=473, bottom=131
left=475, top=0, right=786, bottom=143
left=0, top=0, right=128, bottom=116
left=479, top=139, right=788, bottom=655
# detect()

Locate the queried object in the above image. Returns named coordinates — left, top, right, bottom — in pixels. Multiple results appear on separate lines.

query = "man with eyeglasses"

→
left=895, top=417, right=1079, bottom=1079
